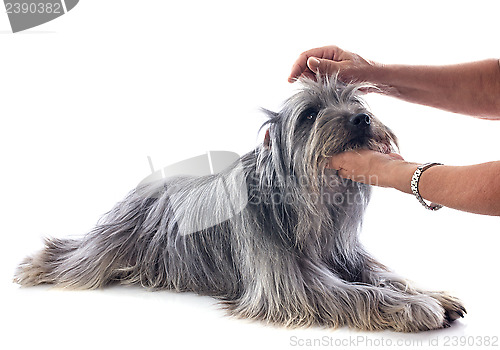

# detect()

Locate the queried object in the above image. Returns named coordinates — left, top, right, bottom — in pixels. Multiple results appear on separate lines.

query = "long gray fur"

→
left=14, top=76, right=465, bottom=332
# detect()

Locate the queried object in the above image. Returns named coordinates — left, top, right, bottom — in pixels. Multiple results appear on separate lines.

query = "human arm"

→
left=289, top=46, right=500, bottom=119
left=329, top=150, right=500, bottom=216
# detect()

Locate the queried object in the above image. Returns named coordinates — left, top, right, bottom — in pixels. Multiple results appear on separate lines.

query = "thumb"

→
left=307, top=57, right=339, bottom=75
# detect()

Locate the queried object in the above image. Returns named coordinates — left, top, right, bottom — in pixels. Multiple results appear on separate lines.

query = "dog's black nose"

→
left=349, top=113, right=371, bottom=127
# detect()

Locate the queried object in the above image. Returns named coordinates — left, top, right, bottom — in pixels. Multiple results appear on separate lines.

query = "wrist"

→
left=362, top=62, right=403, bottom=96
left=379, top=160, right=419, bottom=193
left=358, top=60, right=385, bottom=85
left=341, top=57, right=383, bottom=85
left=392, top=161, right=420, bottom=194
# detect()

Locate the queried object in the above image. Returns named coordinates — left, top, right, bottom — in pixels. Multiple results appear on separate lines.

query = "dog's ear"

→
left=264, top=129, right=272, bottom=149
left=261, top=108, right=279, bottom=120
left=260, top=108, right=279, bottom=150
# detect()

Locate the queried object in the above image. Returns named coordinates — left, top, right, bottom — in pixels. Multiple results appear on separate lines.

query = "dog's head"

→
left=260, top=76, right=397, bottom=184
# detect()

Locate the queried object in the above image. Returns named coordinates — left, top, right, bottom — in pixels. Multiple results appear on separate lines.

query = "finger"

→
left=326, top=153, right=345, bottom=170
left=307, top=57, right=340, bottom=76
left=288, top=52, right=310, bottom=83
left=336, top=168, right=351, bottom=179
left=288, top=46, right=340, bottom=83
left=300, top=71, right=317, bottom=81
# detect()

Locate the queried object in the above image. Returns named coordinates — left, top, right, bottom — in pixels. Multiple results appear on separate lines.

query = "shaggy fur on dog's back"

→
left=14, top=76, right=465, bottom=332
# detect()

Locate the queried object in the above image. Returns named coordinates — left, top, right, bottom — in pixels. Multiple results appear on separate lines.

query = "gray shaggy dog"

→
left=14, top=76, right=465, bottom=332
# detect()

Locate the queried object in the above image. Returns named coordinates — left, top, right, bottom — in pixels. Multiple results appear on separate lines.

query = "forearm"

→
left=387, top=161, right=500, bottom=216
left=364, top=59, right=500, bottom=118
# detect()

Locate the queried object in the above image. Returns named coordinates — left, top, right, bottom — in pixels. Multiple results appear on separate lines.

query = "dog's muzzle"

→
left=349, top=113, right=371, bottom=128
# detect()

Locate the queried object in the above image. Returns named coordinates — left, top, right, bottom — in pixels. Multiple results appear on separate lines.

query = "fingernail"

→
left=307, top=57, right=321, bottom=71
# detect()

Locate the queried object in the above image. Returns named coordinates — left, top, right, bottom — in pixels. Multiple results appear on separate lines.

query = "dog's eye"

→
left=301, top=108, right=318, bottom=122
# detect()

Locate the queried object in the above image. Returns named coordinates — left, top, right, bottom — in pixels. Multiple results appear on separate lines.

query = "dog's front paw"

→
left=427, top=292, right=466, bottom=323
left=380, top=294, right=448, bottom=332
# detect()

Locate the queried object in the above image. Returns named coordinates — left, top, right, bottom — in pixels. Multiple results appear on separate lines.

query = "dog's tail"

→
left=13, top=187, right=162, bottom=289
left=13, top=227, right=135, bottom=289
left=14, top=237, right=82, bottom=287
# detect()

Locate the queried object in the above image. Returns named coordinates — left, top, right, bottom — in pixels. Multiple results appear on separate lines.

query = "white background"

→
left=1, top=1, right=499, bottom=349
